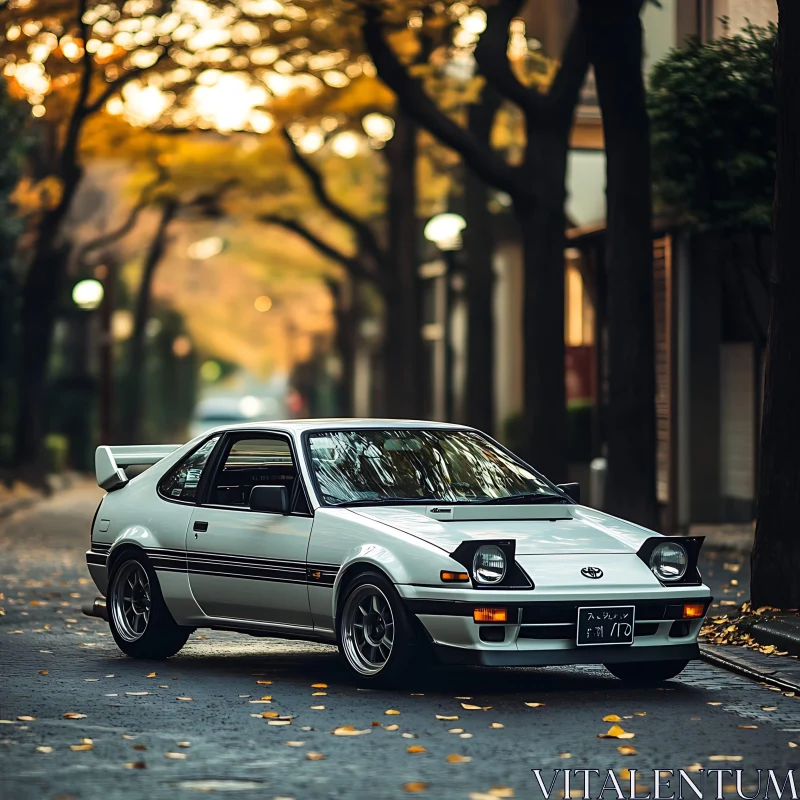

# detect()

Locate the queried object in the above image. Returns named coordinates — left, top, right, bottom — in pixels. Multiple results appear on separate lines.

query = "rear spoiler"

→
left=95, top=444, right=181, bottom=491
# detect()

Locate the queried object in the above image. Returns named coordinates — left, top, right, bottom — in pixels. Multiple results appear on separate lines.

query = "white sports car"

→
left=84, top=419, right=711, bottom=684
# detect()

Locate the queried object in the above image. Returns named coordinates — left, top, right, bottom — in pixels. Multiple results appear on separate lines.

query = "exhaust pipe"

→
left=82, top=596, right=108, bottom=621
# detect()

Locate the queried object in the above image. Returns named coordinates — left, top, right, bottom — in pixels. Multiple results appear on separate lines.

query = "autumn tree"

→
left=363, top=0, right=588, bottom=479
left=751, top=0, right=800, bottom=608
left=1, top=0, right=327, bottom=479
left=581, top=0, right=657, bottom=527
left=0, top=82, right=27, bottom=463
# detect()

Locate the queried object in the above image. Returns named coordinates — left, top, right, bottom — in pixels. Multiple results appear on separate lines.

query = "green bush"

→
left=45, top=434, right=69, bottom=474
left=649, top=23, right=776, bottom=233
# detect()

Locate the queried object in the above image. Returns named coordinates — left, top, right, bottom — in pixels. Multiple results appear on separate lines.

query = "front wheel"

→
left=108, top=552, right=191, bottom=659
left=336, top=570, right=428, bottom=686
left=604, top=659, right=690, bottom=683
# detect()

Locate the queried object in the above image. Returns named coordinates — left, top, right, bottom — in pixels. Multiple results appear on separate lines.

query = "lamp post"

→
left=72, top=267, right=115, bottom=446
left=423, top=213, right=467, bottom=421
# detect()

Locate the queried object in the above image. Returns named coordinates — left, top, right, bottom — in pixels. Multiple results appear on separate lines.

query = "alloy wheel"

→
left=341, top=584, right=395, bottom=675
left=110, top=560, right=152, bottom=642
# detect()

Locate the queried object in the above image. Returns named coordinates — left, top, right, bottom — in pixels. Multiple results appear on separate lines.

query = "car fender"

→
left=331, top=543, right=461, bottom=622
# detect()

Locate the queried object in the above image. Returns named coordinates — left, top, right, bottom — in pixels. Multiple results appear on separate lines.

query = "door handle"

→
left=193, top=520, right=209, bottom=536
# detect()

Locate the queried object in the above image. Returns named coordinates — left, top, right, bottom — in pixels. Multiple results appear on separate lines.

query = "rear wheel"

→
left=604, top=659, right=690, bottom=683
left=337, top=570, right=429, bottom=686
left=108, top=552, right=190, bottom=659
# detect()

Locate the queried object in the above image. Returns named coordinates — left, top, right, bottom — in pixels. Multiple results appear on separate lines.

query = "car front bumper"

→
left=398, top=584, right=711, bottom=668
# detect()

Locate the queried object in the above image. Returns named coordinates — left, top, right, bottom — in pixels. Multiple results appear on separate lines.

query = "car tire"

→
left=108, top=550, right=191, bottom=659
left=604, top=659, right=690, bottom=683
left=336, top=570, right=429, bottom=686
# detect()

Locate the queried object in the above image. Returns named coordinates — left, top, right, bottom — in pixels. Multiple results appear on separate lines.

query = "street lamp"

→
left=423, top=213, right=468, bottom=422
left=423, top=212, right=467, bottom=251
left=72, top=278, right=104, bottom=310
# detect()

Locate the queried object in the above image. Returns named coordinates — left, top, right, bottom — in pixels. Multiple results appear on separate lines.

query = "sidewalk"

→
left=0, top=472, right=81, bottom=520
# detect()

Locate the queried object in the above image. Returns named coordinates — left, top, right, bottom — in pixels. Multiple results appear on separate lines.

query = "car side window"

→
left=158, top=436, right=220, bottom=502
left=208, top=436, right=297, bottom=508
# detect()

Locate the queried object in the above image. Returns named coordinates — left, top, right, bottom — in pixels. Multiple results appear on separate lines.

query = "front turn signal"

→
left=441, top=571, right=470, bottom=582
left=473, top=607, right=508, bottom=623
left=683, top=603, right=705, bottom=619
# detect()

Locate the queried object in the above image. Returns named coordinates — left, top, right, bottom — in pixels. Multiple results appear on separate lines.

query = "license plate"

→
left=576, top=605, right=635, bottom=646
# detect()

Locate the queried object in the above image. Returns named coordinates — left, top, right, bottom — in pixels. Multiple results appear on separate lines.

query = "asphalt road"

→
left=1, top=486, right=798, bottom=800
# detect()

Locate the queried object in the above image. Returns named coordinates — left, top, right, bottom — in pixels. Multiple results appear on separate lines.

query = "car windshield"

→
left=306, top=429, right=559, bottom=506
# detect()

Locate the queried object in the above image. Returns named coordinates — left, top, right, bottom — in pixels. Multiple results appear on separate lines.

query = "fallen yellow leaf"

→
left=63, top=712, right=87, bottom=720
left=385, top=709, right=401, bottom=715
left=383, top=724, right=399, bottom=731
left=70, top=743, right=93, bottom=751
left=789, top=742, right=797, bottom=748
left=306, top=752, right=325, bottom=760
left=268, top=720, right=292, bottom=726
left=177, top=742, right=190, bottom=748
left=762, top=706, right=778, bottom=711
left=146, top=672, right=156, bottom=678
left=17, top=716, right=36, bottom=721
left=332, top=725, right=371, bottom=736
left=286, top=741, right=304, bottom=747
left=446, top=753, right=472, bottom=763
left=176, top=697, right=194, bottom=701
left=39, top=670, right=48, bottom=675
left=490, top=722, right=504, bottom=729
left=310, top=705, right=325, bottom=710
left=603, top=714, right=622, bottom=722
left=36, top=746, right=53, bottom=754
left=256, top=680, right=272, bottom=685
left=707, top=702, right=722, bottom=706
left=461, top=703, right=482, bottom=710
left=560, top=753, right=572, bottom=759
left=708, top=755, right=744, bottom=762
left=261, top=711, right=279, bottom=718
left=311, top=683, right=328, bottom=689
left=407, top=745, right=427, bottom=753
left=598, top=724, right=635, bottom=740
left=738, top=725, right=758, bottom=730
left=164, top=752, right=187, bottom=759
left=403, top=782, right=429, bottom=793
left=436, top=715, right=459, bottom=720
left=618, top=746, right=637, bottom=756
left=312, top=692, right=327, bottom=696
left=524, top=702, right=545, bottom=708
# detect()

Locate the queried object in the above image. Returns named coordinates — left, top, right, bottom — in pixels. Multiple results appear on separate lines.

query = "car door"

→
left=186, top=432, right=314, bottom=627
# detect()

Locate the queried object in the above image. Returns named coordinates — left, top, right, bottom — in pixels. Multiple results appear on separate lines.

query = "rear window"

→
left=158, top=436, right=220, bottom=502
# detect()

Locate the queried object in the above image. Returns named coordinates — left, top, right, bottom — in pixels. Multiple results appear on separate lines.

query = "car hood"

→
left=348, top=504, right=657, bottom=555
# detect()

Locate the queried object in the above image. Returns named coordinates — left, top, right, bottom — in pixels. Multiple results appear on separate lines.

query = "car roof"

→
left=214, top=418, right=474, bottom=434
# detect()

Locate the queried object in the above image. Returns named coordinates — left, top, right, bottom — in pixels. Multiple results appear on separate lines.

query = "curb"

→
left=700, top=643, right=800, bottom=693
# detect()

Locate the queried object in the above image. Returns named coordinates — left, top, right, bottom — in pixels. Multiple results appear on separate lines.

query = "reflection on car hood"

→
left=348, top=504, right=657, bottom=555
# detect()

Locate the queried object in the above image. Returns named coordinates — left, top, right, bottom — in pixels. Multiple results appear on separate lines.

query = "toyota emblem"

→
left=581, top=566, right=603, bottom=579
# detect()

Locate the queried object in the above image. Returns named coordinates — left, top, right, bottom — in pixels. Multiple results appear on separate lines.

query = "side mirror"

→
left=557, top=482, right=581, bottom=504
left=250, top=485, right=289, bottom=515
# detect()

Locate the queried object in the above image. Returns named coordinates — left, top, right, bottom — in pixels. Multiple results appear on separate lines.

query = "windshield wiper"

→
left=329, top=497, right=434, bottom=508
left=476, top=493, right=569, bottom=505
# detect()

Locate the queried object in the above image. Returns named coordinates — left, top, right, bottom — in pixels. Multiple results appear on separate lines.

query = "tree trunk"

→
left=462, top=90, right=501, bottom=434
left=515, top=123, right=571, bottom=482
left=12, top=181, right=80, bottom=482
left=751, top=0, right=800, bottom=609
left=326, top=277, right=358, bottom=417
left=127, top=198, right=178, bottom=444
left=382, top=109, right=421, bottom=418
left=586, top=0, right=658, bottom=528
